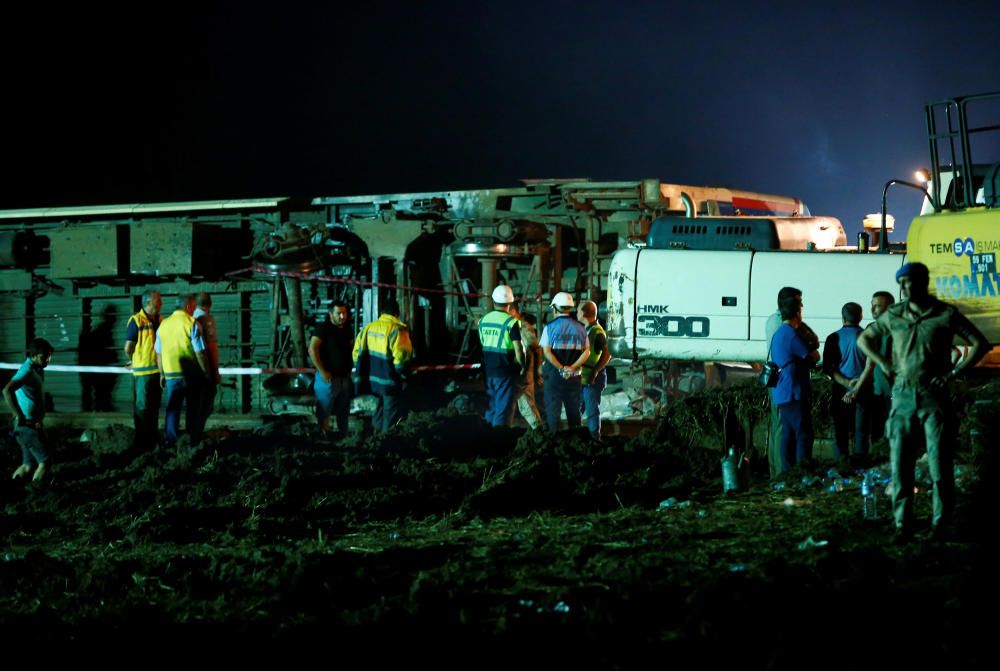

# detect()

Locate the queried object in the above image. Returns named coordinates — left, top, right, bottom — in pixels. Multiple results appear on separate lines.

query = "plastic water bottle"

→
left=861, top=471, right=878, bottom=520
left=721, top=448, right=741, bottom=492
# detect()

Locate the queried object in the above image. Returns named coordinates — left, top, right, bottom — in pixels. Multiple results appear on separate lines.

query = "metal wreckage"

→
left=0, top=179, right=835, bottom=422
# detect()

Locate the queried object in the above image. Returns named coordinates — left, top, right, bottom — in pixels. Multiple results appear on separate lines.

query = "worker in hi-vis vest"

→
left=352, top=297, right=413, bottom=432
left=155, top=293, right=211, bottom=446
left=478, top=284, right=525, bottom=427
left=124, top=290, right=163, bottom=449
left=577, top=300, right=611, bottom=440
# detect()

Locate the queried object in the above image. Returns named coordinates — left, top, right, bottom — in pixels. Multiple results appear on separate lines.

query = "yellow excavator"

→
left=901, top=92, right=1000, bottom=366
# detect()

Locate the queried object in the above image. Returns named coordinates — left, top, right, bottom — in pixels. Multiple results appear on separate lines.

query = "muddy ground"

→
left=2, top=380, right=998, bottom=667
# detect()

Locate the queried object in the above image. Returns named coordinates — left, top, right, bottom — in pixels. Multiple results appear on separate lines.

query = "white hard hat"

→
left=491, top=284, right=515, bottom=304
left=550, top=291, right=575, bottom=309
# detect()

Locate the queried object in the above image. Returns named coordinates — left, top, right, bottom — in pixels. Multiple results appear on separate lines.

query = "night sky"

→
left=2, top=1, right=998, bottom=241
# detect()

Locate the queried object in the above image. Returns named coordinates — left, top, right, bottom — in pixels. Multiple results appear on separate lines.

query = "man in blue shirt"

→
left=539, top=292, right=590, bottom=432
left=4, top=338, right=55, bottom=482
left=765, top=287, right=800, bottom=479
left=823, top=302, right=868, bottom=460
left=770, top=290, right=819, bottom=473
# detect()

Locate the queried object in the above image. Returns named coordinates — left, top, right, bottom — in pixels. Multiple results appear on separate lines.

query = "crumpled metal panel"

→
left=131, top=221, right=193, bottom=275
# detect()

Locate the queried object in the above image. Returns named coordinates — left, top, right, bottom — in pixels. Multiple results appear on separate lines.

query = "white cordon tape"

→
left=0, top=363, right=481, bottom=375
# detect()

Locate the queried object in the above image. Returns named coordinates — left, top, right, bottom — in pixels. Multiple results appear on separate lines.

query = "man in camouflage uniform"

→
left=858, top=263, right=987, bottom=542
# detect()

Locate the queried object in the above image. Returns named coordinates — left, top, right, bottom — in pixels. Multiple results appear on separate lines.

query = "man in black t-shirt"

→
left=308, top=301, right=355, bottom=438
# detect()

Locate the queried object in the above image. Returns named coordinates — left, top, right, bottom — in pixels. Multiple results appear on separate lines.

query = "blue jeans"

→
left=164, top=377, right=205, bottom=445
left=778, top=399, right=813, bottom=472
left=484, top=375, right=517, bottom=427
left=315, top=374, right=352, bottom=435
left=543, top=366, right=582, bottom=432
left=15, top=425, right=48, bottom=465
left=582, top=370, right=607, bottom=438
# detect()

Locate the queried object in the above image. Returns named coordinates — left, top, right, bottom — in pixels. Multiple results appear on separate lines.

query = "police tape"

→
left=0, top=363, right=481, bottom=375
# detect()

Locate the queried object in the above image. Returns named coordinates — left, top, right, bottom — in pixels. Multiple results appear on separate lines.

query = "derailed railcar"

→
left=0, top=181, right=836, bottom=416
left=0, top=199, right=293, bottom=415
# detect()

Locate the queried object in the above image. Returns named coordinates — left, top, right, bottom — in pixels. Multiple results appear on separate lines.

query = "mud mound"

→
left=0, top=386, right=995, bottom=664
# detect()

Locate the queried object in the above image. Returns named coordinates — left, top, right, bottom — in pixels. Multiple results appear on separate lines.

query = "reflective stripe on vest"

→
left=581, top=322, right=606, bottom=385
left=351, top=314, right=412, bottom=394
left=128, top=309, right=159, bottom=376
left=158, top=310, right=196, bottom=379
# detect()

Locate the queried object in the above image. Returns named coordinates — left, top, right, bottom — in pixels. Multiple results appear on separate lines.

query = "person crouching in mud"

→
left=4, top=338, right=55, bottom=483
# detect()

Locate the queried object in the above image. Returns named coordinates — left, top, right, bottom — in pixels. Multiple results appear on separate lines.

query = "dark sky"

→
left=2, top=1, right=998, bottom=241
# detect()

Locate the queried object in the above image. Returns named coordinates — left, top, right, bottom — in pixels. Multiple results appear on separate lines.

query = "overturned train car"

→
left=0, top=180, right=841, bottom=416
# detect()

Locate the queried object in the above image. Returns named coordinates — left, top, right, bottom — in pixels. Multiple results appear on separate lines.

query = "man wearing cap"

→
left=577, top=300, right=611, bottom=440
left=858, top=262, right=988, bottom=542
left=540, top=292, right=590, bottom=432
left=478, top=284, right=525, bottom=427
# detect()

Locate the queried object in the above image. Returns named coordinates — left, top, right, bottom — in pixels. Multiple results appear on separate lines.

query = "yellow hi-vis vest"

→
left=127, top=309, right=159, bottom=377
left=158, top=310, right=196, bottom=379
left=581, top=321, right=607, bottom=385
left=351, top=313, right=413, bottom=394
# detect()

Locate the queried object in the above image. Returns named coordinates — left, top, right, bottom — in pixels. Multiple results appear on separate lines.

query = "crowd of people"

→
left=766, top=262, right=988, bottom=542
left=4, top=264, right=990, bottom=543
left=307, top=284, right=613, bottom=441
left=3, top=290, right=222, bottom=482
left=477, top=286, right=612, bottom=439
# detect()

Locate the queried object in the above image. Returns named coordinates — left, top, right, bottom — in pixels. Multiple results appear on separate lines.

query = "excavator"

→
left=608, top=92, right=1000, bottom=369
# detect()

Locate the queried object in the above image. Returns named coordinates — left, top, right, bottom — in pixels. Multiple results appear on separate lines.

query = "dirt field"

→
left=2, top=381, right=997, bottom=667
